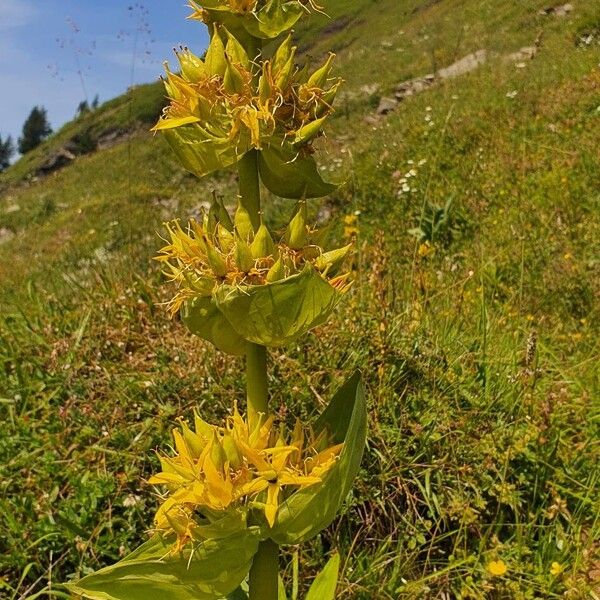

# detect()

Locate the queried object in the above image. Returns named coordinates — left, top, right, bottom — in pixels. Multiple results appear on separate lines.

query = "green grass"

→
left=1, top=0, right=599, bottom=598
left=0, top=82, right=166, bottom=186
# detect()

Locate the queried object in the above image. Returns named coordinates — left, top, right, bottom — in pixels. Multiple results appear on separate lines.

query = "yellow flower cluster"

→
left=188, top=0, right=322, bottom=20
left=156, top=198, right=352, bottom=316
left=153, top=28, right=341, bottom=176
left=149, top=409, right=342, bottom=550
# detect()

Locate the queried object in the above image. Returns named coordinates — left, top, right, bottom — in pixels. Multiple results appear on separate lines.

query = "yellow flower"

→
left=418, top=242, right=435, bottom=258
left=343, top=214, right=359, bottom=240
left=149, top=408, right=342, bottom=547
left=550, top=562, right=563, bottom=576
left=487, top=560, right=507, bottom=577
left=156, top=198, right=352, bottom=317
left=234, top=442, right=322, bottom=527
left=153, top=28, right=341, bottom=179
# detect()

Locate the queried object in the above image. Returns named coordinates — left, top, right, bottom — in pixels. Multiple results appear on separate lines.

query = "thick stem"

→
left=238, top=149, right=261, bottom=232
left=238, top=33, right=279, bottom=600
left=246, top=345, right=278, bottom=600
left=249, top=539, right=279, bottom=600
left=246, top=342, right=268, bottom=426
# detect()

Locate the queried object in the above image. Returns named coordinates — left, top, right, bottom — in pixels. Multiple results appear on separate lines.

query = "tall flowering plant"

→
left=67, top=3, right=366, bottom=599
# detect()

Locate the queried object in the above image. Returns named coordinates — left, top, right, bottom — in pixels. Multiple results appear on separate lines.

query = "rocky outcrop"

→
left=539, top=3, right=574, bottom=17
left=377, top=96, right=401, bottom=115
left=395, top=74, right=436, bottom=100
left=506, top=46, right=538, bottom=62
left=0, top=227, right=15, bottom=244
left=37, top=147, right=77, bottom=175
left=437, top=49, right=488, bottom=79
left=375, top=50, right=488, bottom=116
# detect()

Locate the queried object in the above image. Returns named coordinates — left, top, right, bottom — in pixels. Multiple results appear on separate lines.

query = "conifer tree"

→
left=18, top=106, right=52, bottom=154
left=0, top=134, right=15, bottom=171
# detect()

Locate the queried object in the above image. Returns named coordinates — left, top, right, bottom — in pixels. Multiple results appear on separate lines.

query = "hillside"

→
left=1, top=0, right=599, bottom=598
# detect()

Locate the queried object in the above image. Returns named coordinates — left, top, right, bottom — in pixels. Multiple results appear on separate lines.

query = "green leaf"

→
left=65, top=530, right=261, bottom=600
left=305, top=554, right=340, bottom=600
left=214, top=267, right=340, bottom=347
left=163, top=127, right=249, bottom=180
left=225, top=587, right=249, bottom=600
left=258, top=145, right=337, bottom=199
left=278, top=577, right=288, bottom=600
left=181, top=296, right=247, bottom=356
left=270, top=372, right=367, bottom=544
left=242, top=1, right=304, bottom=39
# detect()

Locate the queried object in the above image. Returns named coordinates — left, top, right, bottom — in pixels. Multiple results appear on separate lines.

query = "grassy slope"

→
left=1, top=0, right=599, bottom=598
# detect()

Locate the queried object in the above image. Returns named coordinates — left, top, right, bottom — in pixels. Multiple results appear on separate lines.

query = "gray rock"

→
left=376, top=96, right=399, bottom=115
left=395, top=74, right=435, bottom=99
left=506, top=46, right=538, bottom=62
left=437, top=50, right=487, bottom=79
left=0, top=227, right=15, bottom=244
left=97, top=128, right=128, bottom=150
left=37, top=148, right=76, bottom=175
left=360, top=83, right=380, bottom=96
left=539, top=3, right=574, bottom=17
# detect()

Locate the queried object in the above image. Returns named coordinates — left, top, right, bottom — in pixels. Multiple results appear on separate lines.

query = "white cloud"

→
left=0, top=0, right=38, bottom=30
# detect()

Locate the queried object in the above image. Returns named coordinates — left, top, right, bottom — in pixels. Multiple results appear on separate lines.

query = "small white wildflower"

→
left=123, top=494, right=141, bottom=508
left=506, top=90, right=518, bottom=99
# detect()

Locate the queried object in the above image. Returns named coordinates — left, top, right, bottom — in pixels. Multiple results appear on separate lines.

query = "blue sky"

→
left=0, top=0, right=209, bottom=147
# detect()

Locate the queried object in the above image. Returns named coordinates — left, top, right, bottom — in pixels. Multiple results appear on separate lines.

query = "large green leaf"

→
left=258, top=145, right=337, bottom=199
left=181, top=296, right=247, bottom=356
left=305, top=554, right=340, bottom=600
left=270, top=372, right=367, bottom=544
left=163, top=127, right=248, bottom=179
left=202, top=1, right=304, bottom=39
left=66, top=529, right=261, bottom=600
left=214, top=267, right=339, bottom=347
left=243, top=0, right=304, bottom=39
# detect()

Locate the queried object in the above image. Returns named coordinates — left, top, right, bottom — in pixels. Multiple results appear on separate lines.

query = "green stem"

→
left=238, top=33, right=279, bottom=600
left=246, top=342, right=268, bottom=426
left=246, top=344, right=279, bottom=600
left=249, top=539, right=279, bottom=600
left=238, top=149, right=261, bottom=232
left=237, top=31, right=262, bottom=233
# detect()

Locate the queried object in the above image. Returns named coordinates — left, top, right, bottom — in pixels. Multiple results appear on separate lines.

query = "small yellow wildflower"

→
left=487, top=560, right=508, bottom=577
left=550, top=562, right=563, bottom=576
left=418, top=242, right=435, bottom=258
left=343, top=214, right=359, bottom=240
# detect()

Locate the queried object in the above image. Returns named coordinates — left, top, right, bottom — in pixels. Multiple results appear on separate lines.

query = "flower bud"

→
left=235, top=236, right=255, bottom=273
left=266, top=255, right=286, bottom=283
left=284, top=202, right=309, bottom=250
left=250, top=221, right=275, bottom=259
left=235, top=202, right=254, bottom=242
left=204, top=235, right=228, bottom=277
